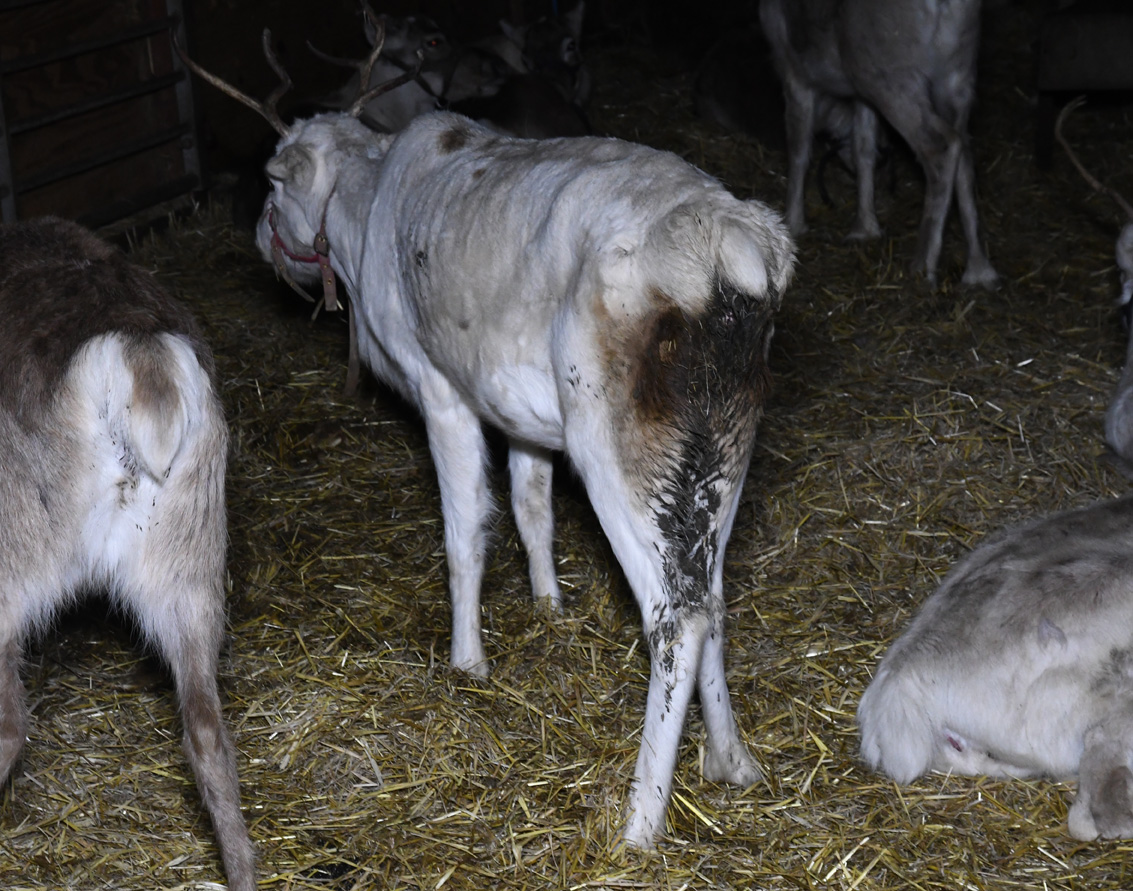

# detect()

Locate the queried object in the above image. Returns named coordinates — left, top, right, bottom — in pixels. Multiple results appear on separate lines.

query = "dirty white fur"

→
left=3, top=333, right=213, bottom=634
left=759, top=0, right=998, bottom=287
left=858, top=496, right=1133, bottom=841
left=255, top=110, right=794, bottom=847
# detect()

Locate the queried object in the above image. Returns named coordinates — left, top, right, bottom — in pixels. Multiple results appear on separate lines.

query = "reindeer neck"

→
left=318, top=158, right=373, bottom=297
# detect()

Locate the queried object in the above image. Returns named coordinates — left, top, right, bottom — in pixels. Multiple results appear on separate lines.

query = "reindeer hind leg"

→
left=119, top=574, right=256, bottom=891
left=0, top=629, right=29, bottom=788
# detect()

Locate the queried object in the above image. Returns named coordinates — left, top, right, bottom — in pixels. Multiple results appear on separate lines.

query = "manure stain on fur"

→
left=597, top=280, right=776, bottom=670
left=438, top=124, right=471, bottom=154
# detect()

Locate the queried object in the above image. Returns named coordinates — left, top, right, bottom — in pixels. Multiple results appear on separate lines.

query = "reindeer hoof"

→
left=703, top=742, right=762, bottom=787
left=961, top=260, right=1000, bottom=290
left=620, top=810, right=661, bottom=851
left=451, top=649, right=490, bottom=678
left=846, top=221, right=883, bottom=242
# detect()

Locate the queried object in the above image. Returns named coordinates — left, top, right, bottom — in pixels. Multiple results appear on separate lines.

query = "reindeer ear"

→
left=362, top=4, right=381, bottom=45
left=265, top=144, right=315, bottom=188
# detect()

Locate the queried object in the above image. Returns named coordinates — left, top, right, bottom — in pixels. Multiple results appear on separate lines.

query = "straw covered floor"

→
left=2, top=2, right=1133, bottom=888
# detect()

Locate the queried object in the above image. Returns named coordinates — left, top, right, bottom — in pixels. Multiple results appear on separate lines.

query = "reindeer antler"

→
left=174, top=28, right=292, bottom=137
left=305, top=41, right=363, bottom=70
left=346, top=10, right=425, bottom=118
left=1056, top=96, right=1133, bottom=221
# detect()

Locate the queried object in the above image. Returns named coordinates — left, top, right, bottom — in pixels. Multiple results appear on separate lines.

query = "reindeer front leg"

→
left=423, top=389, right=493, bottom=676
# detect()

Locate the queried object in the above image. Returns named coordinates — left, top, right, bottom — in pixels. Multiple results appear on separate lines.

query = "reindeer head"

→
left=176, top=17, right=416, bottom=309
left=499, top=1, right=589, bottom=106
left=361, top=4, right=451, bottom=69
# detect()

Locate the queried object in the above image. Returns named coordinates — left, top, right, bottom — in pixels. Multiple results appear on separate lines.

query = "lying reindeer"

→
left=857, top=495, right=1133, bottom=841
left=0, top=217, right=255, bottom=889
left=1055, top=97, right=1133, bottom=474
left=759, top=0, right=998, bottom=288
left=180, top=20, right=794, bottom=848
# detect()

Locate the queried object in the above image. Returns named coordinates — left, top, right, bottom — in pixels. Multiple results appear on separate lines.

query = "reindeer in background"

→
left=759, top=0, right=998, bottom=288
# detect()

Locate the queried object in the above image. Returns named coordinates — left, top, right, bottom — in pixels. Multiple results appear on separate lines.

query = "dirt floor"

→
left=4, top=1, right=1133, bottom=889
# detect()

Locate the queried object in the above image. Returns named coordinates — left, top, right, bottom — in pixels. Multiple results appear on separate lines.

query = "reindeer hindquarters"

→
left=103, top=340, right=254, bottom=891
left=558, top=280, right=770, bottom=847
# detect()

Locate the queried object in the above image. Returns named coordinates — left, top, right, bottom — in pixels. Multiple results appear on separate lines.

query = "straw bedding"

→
left=2, top=2, right=1132, bottom=888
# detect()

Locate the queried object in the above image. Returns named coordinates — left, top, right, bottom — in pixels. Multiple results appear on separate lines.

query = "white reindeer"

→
left=1055, top=97, right=1133, bottom=473
left=181, top=26, right=794, bottom=848
left=759, top=0, right=998, bottom=287
left=0, top=217, right=255, bottom=889
left=857, top=495, right=1133, bottom=841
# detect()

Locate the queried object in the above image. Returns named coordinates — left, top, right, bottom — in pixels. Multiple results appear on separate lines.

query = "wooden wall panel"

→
left=0, top=0, right=202, bottom=225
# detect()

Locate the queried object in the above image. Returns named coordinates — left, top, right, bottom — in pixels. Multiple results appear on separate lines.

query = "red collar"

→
left=268, top=207, right=340, bottom=313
